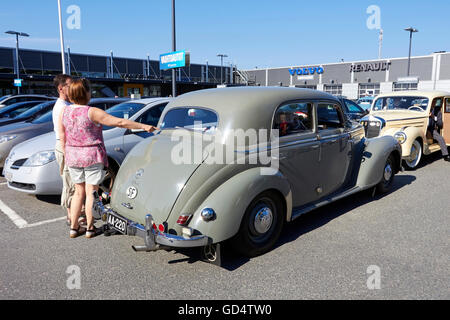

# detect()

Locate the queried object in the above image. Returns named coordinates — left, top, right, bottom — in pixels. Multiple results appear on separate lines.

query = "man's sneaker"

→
left=444, top=155, right=450, bottom=162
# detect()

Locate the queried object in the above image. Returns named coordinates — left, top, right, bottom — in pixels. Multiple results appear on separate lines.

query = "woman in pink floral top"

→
left=58, top=79, right=158, bottom=238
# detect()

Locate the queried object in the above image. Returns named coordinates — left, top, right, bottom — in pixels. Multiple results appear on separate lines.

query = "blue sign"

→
left=160, top=50, right=187, bottom=70
left=289, top=67, right=324, bottom=76
left=14, top=79, right=22, bottom=87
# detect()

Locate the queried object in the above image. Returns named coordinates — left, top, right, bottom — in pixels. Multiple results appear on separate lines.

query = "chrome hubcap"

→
left=406, top=141, right=421, bottom=167
left=384, top=163, right=393, bottom=181
left=253, top=207, right=273, bottom=234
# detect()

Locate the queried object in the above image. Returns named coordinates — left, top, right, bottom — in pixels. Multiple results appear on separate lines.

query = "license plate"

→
left=107, top=213, right=128, bottom=235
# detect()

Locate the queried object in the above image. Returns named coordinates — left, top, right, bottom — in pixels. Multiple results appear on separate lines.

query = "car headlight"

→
left=23, top=151, right=56, bottom=167
left=0, top=135, right=17, bottom=143
left=394, top=132, right=407, bottom=144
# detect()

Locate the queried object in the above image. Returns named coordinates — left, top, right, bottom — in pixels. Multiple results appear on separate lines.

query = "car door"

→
left=122, top=102, right=168, bottom=155
left=444, top=97, right=450, bottom=144
left=317, top=102, right=352, bottom=197
left=274, top=101, right=321, bottom=207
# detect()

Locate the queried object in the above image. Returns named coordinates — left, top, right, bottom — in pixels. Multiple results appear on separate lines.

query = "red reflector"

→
left=176, top=215, right=191, bottom=226
left=158, top=224, right=165, bottom=233
left=152, top=223, right=157, bottom=231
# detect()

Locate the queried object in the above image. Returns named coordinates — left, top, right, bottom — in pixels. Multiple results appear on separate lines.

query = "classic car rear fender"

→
left=187, top=167, right=292, bottom=244
left=356, top=136, right=402, bottom=189
left=383, top=126, right=424, bottom=158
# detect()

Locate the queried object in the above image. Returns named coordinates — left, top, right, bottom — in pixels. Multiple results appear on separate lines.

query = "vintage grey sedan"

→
left=99, top=87, right=402, bottom=263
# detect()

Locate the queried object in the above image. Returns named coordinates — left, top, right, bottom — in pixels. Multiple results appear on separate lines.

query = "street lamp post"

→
left=57, top=0, right=67, bottom=74
left=5, top=31, right=29, bottom=94
left=171, top=0, right=176, bottom=97
left=217, top=54, right=228, bottom=84
left=405, top=27, right=418, bottom=77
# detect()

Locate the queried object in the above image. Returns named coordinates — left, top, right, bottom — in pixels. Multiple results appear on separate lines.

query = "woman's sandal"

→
left=69, top=226, right=86, bottom=238
left=85, top=226, right=99, bottom=239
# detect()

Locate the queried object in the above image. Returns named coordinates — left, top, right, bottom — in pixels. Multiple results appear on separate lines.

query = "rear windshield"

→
left=106, top=102, right=145, bottom=119
left=373, top=96, right=429, bottom=112
left=17, top=101, right=54, bottom=119
left=32, top=110, right=53, bottom=124
left=160, top=107, right=218, bottom=132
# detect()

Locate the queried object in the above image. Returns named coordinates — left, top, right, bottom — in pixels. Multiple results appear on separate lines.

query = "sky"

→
left=0, top=0, right=449, bottom=70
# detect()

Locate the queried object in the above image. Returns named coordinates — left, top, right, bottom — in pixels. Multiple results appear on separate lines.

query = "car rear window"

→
left=160, top=107, right=218, bottom=132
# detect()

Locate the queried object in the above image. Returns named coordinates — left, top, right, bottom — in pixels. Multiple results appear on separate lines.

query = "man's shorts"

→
left=68, top=163, right=106, bottom=185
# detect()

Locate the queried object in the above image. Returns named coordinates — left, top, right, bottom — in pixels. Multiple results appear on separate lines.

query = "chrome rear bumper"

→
left=94, top=196, right=210, bottom=252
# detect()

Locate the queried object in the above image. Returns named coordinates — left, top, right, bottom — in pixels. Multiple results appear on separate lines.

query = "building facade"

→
left=0, top=46, right=234, bottom=97
left=238, top=52, right=450, bottom=99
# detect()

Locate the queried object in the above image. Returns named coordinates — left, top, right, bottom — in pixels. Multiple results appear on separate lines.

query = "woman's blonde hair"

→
left=68, top=78, right=91, bottom=105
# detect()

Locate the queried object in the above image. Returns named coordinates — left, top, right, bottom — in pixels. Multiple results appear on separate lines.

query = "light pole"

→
left=217, top=54, right=228, bottom=84
left=404, top=27, right=418, bottom=76
left=57, top=0, right=67, bottom=74
left=5, top=30, right=29, bottom=94
left=171, top=0, right=176, bottom=97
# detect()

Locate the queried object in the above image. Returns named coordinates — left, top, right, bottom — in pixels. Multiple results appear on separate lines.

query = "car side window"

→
left=345, top=99, right=363, bottom=113
left=317, top=103, right=344, bottom=130
left=446, top=98, right=450, bottom=113
left=137, top=103, right=168, bottom=126
left=273, top=102, right=313, bottom=137
left=5, top=98, right=17, bottom=105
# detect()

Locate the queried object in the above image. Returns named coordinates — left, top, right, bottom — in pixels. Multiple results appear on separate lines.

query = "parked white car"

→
left=3, top=98, right=171, bottom=195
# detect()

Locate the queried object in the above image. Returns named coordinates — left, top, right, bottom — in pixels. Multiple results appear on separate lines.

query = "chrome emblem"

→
left=126, top=186, right=138, bottom=199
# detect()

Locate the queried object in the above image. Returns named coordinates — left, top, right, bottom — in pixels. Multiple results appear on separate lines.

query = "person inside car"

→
left=428, top=103, right=450, bottom=162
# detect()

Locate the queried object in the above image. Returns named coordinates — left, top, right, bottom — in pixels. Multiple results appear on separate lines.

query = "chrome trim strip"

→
left=235, top=137, right=319, bottom=154
left=385, top=116, right=427, bottom=122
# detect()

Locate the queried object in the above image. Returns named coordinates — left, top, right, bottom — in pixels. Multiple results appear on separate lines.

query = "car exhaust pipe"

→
left=132, top=245, right=152, bottom=252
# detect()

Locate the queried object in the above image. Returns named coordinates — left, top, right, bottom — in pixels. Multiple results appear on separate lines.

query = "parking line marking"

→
left=25, top=217, right=66, bottom=228
left=0, top=199, right=28, bottom=229
left=0, top=199, right=66, bottom=229
left=0, top=182, right=7, bottom=185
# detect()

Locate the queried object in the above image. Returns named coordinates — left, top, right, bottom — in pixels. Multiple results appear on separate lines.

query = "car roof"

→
left=3, top=94, right=55, bottom=99
left=123, top=97, right=172, bottom=105
left=164, top=87, right=339, bottom=130
left=89, top=97, right=130, bottom=103
left=375, top=91, right=450, bottom=99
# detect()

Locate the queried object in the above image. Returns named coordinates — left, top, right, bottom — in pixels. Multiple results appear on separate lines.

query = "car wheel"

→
left=231, top=191, right=284, bottom=257
left=404, top=140, right=422, bottom=170
left=376, top=154, right=395, bottom=194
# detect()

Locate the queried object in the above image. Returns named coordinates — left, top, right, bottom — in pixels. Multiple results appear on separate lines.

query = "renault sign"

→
left=160, top=50, right=190, bottom=70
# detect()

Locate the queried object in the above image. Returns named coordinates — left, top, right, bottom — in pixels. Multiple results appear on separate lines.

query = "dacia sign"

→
left=289, top=66, right=324, bottom=76
left=160, top=50, right=190, bottom=70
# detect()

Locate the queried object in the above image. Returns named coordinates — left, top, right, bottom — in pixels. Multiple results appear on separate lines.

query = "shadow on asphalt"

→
left=164, top=174, right=416, bottom=271
left=20, top=164, right=420, bottom=270
left=35, top=194, right=61, bottom=205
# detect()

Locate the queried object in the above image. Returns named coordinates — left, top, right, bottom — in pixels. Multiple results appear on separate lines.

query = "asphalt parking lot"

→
left=0, top=153, right=449, bottom=300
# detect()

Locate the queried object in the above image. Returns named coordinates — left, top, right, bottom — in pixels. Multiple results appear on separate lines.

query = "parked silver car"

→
left=97, top=87, right=402, bottom=263
left=0, top=98, right=129, bottom=168
left=3, top=98, right=170, bottom=195
left=0, top=94, right=55, bottom=109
